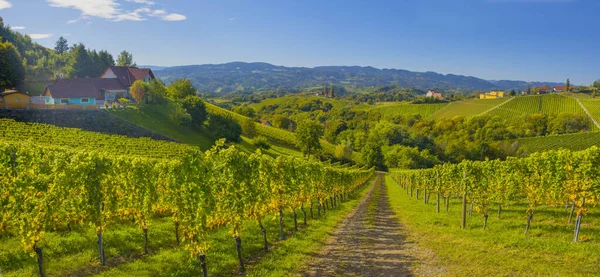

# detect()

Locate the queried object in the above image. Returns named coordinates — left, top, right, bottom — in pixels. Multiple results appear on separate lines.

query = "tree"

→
left=146, top=79, right=167, bottom=104
left=330, top=84, right=335, bottom=97
left=168, top=78, right=197, bottom=99
left=526, top=86, right=532, bottom=95
left=593, top=80, right=600, bottom=89
left=566, top=78, right=571, bottom=92
left=241, top=118, right=256, bottom=137
left=181, top=96, right=208, bottom=129
left=116, top=50, right=136, bottom=67
left=295, top=120, right=323, bottom=159
left=208, top=114, right=242, bottom=142
left=509, top=89, right=516, bottom=96
left=334, top=140, right=353, bottom=163
left=0, top=41, right=25, bottom=89
left=361, top=138, right=384, bottom=170
left=271, top=114, right=291, bottom=130
left=129, top=80, right=149, bottom=105
left=54, top=36, right=69, bottom=54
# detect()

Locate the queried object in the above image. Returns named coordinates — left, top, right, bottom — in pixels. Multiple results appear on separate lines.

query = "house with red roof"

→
left=553, top=85, right=567, bottom=92
left=537, top=85, right=550, bottom=94
left=43, top=66, right=155, bottom=106
left=425, top=90, right=445, bottom=100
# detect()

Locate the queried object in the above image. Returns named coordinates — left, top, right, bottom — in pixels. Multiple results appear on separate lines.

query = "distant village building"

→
left=426, top=90, right=445, bottom=100
left=537, top=85, right=550, bottom=94
left=260, top=120, right=272, bottom=127
left=553, top=85, right=566, bottom=92
left=316, top=85, right=335, bottom=98
left=479, top=91, right=505, bottom=99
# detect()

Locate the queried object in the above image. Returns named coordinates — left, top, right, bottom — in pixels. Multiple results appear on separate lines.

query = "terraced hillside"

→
left=486, top=94, right=597, bottom=130
left=358, top=102, right=449, bottom=118
left=516, top=131, right=600, bottom=153
left=432, top=97, right=509, bottom=119
left=579, top=98, right=600, bottom=124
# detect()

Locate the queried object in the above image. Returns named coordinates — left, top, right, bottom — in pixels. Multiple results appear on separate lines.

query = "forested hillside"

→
left=0, top=16, right=134, bottom=94
left=154, top=62, right=564, bottom=94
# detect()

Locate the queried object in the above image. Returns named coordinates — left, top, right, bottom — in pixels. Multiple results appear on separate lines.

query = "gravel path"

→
left=301, top=173, right=424, bottom=277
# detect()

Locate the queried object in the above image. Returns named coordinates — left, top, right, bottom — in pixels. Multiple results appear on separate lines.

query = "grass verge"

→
left=384, top=174, right=600, bottom=276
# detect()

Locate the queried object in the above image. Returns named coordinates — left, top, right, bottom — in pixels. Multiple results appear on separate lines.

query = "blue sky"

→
left=1, top=0, right=599, bottom=84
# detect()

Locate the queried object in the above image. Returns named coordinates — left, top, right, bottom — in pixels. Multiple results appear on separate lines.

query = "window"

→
left=60, top=98, right=69, bottom=104
left=81, top=98, right=90, bottom=103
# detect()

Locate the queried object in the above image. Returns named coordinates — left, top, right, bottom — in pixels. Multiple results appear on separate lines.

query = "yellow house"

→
left=480, top=91, right=505, bottom=99
left=0, top=90, right=30, bottom=109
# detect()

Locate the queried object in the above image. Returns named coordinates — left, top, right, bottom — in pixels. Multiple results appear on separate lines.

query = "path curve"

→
left=301, top=173, right=417, bottom=277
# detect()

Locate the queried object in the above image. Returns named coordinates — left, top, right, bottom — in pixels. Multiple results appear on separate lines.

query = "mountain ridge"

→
left=152, top=62, right=564, bottom=94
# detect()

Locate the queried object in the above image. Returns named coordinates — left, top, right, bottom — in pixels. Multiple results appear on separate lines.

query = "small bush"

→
left=253, top=136, right=271, bottom=150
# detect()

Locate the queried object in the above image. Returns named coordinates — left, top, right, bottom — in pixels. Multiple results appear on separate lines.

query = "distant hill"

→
left=153, top=62, right=563, bottom=94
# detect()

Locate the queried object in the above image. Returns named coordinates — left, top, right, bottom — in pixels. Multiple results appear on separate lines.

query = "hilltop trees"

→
left=54, top=36, right=68, bottom=54
left=181, top=95, right=208, bottom=129
left=116, top=50, right=136, bottom=67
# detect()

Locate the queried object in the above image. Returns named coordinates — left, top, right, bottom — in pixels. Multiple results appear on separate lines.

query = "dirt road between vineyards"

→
left=300, top=173, right=441, bottom=277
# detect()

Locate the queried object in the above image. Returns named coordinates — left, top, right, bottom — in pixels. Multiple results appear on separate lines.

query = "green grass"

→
left=432, top=98, right=509, bottom=119
left=108, top=102, right=215, bottom=150
left=516, top=132, right=600, bottom=153
left=0, top=181, right=374, bottom=277
left=385, top=175, right=600, bottom=276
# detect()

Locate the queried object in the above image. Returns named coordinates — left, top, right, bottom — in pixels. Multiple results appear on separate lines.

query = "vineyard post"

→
left=279, top=206, right=286, bottom=240
left=143, top=228, right=149, bottom=254
left=34, top=243, right=45, bottom=277
left=175, top=221, right=180, bottom=246
left=416, top=189, right=419, bottom=200
left=423, top=188, right=427, bottom=204
left=235, top=236, right=245, bottom=271
left=310, top=201, right=314, bottom=219
left=497, top=204, right=501, bottom=219
left=445, top=196, right=449, bottom=212
left=198, top=253, right=208, bottom=277
left=461, top=169, right=467, bottom=230
left=436, top=193, right=441, bottom=213
left=258, top=221, right=268, bottom=251
left=573, top=197, right=585, bottom=243
left=568, top=200, right=575, bottom=224
left=301, top=203, right=307, bottom=225
left=96, top=183, right=106, bottom=265
left=293, top=209, right=298, bottom=231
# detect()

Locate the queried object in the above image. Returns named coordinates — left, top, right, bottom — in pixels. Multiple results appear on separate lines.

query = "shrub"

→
left=253, top=136, right=271, bottom=150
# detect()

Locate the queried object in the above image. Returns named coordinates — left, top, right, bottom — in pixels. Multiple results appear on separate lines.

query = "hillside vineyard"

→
left=391, top=147, right=600, bottom=242
left=0, top=141, right=373, bottom=276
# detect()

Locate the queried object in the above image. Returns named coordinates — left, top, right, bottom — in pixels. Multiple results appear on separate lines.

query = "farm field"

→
left=385, top=174, right=600, bottom=276
left=516, top=131, right=600, bottom=153
left=431, top=97, right=509, bottom=118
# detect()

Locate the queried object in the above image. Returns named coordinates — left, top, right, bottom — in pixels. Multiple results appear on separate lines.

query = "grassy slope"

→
left=385, top=175, right=600, bottom=276
left=432, top=98, right=509, bottom=119
left=0, top=181, right=374, bottom=277
left=107, top=102, right=215, bottom=149
left=579, top=98, right=600, bottom=124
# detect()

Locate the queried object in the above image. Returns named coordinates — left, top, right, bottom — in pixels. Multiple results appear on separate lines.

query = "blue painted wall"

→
left=45, top=97, right=96, bottom=105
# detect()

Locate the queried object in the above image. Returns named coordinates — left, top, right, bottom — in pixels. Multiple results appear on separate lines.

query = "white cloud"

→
left=11, top=26, right=26, bottom=30
left=162, top=13, right=186, bottom=21
left=0, top=0, right=12, bottom=10
left=228, top=17, right=236, bottom=21
left=47, top=0, right=186, bottom=22
left=126, top=0, right=154, bottom=5
left=28, top=34, right=54, bottom=39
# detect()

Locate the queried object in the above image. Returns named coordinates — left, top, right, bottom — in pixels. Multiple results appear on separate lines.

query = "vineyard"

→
left=579, top=98, right=600, bottom=124
left=391, top=147, right=600, bottom=243
left=362, top=102, right=448, bottom=119
left=0, top=141, right=373, bottom=276
left=517, top=131, right=600, bottom=153
left=485, top=94, right=598, bottom=130
left=0, top=119, right=195, bottom=159
left=431, top=98, right=509, bottom=119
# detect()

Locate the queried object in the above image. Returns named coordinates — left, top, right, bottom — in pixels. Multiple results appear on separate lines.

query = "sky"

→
left=1, top=0, right=599, bottom=84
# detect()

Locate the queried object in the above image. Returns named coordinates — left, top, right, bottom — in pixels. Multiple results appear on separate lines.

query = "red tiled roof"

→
left=554, top=86, right=566, bottom=90
left=538, top=85, right=550, bottom=90
left=106, top=66, right=154, bottom=86
left=46, top=78, right=127, bottom=99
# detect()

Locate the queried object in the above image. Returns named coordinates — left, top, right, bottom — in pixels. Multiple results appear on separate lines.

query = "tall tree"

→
left=116, top=50, right=136, bottom=67
left=329, top=84, right=335, bottom=97
left=593, top=80, right=599, bottom=89
left=295, top=120, right=323, bottom=159
left=54, top=36, right=68, bottom=54
left=129, top=80, right=148, bottom=105
left=0, top=40, right=25, bottom=89
left=566, top=78, right=571, bottom=92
